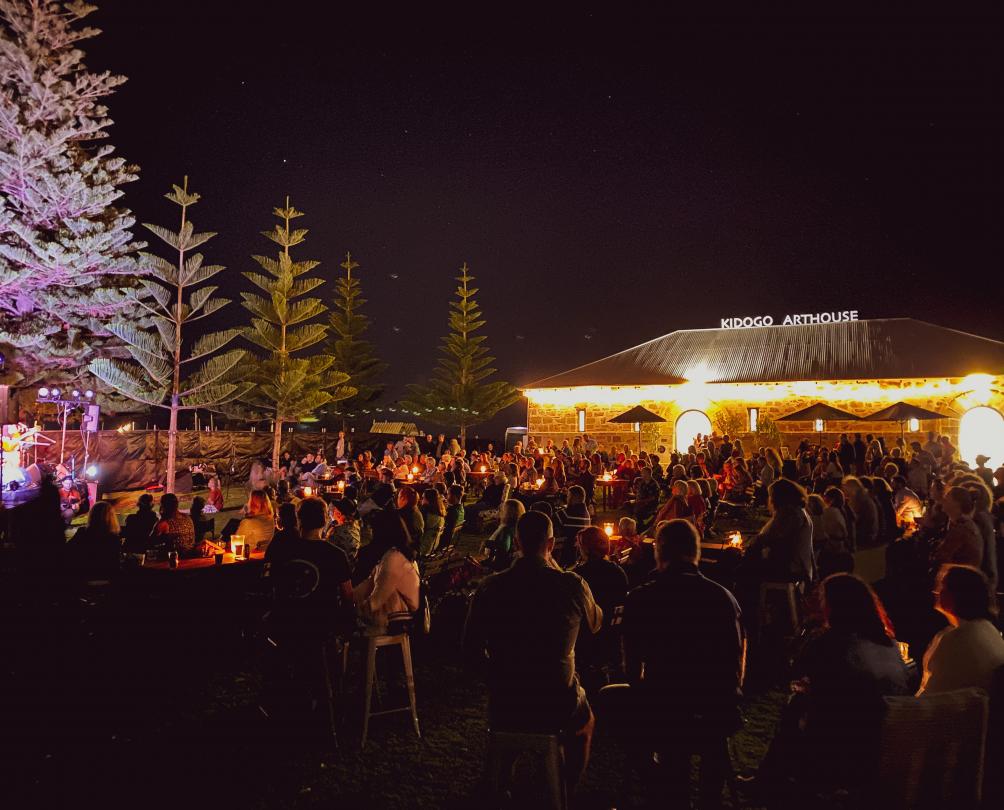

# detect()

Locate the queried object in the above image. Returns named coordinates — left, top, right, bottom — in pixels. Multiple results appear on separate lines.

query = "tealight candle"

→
left=536, top=477, right=544, bottom=488
left=603, top=523, right=614, bottom=538
left=480, top=465, right=487, bottom=473
left=407, top=473, right=414, bottom=482
left=303, top=486, right=313, bottom=497
left=337, top=480, right=345, bottom=491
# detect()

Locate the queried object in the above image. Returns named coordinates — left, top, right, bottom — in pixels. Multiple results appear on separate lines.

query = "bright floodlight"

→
left=71, top=389, right=80, bottom=398
left=38, top=387, right=49, bottom=397
left=50, top=388, right=59, bottom=397
left=86, top=465, right=98, bottom=477
left=959, top=406, right=1004, bottom=467
left=84, top=390, right=94, bottom=399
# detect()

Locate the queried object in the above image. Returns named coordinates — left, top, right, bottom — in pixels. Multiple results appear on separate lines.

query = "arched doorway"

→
left=675, top=409, right=712, bottom=453
left=959, top=406, right=1004, bottom=467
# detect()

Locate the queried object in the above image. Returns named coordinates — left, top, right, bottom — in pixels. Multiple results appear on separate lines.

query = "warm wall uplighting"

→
left=576, top=408, right=586, bottom=432
left=959, top=406, right=1004, bottom=467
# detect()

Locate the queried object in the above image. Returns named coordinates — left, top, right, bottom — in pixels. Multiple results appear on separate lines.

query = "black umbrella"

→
left=608, top=405, right=666, bottom=454
left=776, top=402, right=861, bottom=423
left=861, top=401, right=952, bottom=443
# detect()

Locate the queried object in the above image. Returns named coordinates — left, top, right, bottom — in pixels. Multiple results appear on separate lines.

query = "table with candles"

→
left=595, top=474, right=629, bottom=510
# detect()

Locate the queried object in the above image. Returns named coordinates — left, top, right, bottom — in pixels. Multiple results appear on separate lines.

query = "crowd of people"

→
left=12, top=424, right=1004, bottom=806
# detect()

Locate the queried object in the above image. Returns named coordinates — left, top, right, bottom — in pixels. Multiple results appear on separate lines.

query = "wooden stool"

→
left=757, top=581, right=801, bottom=645
left=343, top=619, right=420, bottom=747
left=486, top=730, right=567, bottom=810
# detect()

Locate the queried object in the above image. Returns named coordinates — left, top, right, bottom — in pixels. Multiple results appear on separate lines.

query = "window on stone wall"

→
left=576, top=408, right=586, bottom=432
left=748, top=407, right=759, bottom=432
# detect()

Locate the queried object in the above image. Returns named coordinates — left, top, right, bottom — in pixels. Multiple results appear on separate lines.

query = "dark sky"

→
left=85, top=4, right=1002, bottom=434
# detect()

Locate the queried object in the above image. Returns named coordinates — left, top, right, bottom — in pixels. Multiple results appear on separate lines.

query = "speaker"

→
left=24, top=463, right=43, bottom=486
left=83, top=404, right=100, bottom=432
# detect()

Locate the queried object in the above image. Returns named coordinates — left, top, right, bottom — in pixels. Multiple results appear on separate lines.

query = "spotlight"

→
left=84, top=390, right=94, bottom=399
left=85, top=465, right=98, bottom=477
left=50, top=388, right=59, bottom=397
left=71, top=389, right=80, bottom=399
left=38, top=387, right=49, bottom=398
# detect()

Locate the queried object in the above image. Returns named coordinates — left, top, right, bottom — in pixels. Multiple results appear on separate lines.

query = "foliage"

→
left=712, top=406, right=745, bottom=438
left=326, top=252, right=387, bottom=422
left=756, top=414, right=782, bottom=447
left=90, top=178, right=250, bottom=491
left=0, top=0, right=145, bottom=388
left=237, top=199, right=353, bottom=467
left=401, top=262, right=519, bottom=443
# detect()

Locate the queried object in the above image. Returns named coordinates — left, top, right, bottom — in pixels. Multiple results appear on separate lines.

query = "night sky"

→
left=85, top=5, right=1002, bottom=434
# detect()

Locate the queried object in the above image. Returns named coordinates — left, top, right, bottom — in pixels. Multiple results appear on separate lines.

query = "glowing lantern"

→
left=337, top=480, right=345, bottom=492
left=303, top=486, right=313, bottom=497
left=480, top=464, right=487, bottom=473
left=728, top=531, right=743, bottom=548
left=536, top=477, right=544, bottom=488
left=603, top=523, right=614, bottom=538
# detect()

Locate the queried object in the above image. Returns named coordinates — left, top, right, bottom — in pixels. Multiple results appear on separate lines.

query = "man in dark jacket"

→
left=599, top=519, right=746, bottom=807
left=463, top=511, right=602, bottom=797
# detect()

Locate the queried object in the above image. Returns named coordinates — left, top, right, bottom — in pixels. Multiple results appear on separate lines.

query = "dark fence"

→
left=35, top=430, right=343, bottom=492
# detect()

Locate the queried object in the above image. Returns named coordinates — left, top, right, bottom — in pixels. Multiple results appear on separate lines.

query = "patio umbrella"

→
left=861, top=401, right=951, bottom=443
left=608, top=405, right=666, bottom=454
left=776, top=402, right=861, bottom=423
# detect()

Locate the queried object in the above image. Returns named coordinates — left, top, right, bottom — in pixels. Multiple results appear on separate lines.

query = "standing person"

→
left=463, top=512, right=603, bottom=799
left=152, top=493, right=196, bottom=557
left=838, top=434, right=855, bottom=478
left=843, top=477, right=879, bottom=548
left=745, top=478, right=815, bottom=584
left=573, top=526, right=629, bottom=687
left=207, top=475, right=224, bottom=511
left=601, top=520, right=745, bottom=807
left=852, top=433, right=867, bottom=476
left=335, top=430, right=348, bottom=461
left=918, top=564, right=1004, bottom=695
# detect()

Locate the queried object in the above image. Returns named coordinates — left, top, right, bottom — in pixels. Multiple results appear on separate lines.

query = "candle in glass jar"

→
left=303, top=486, right=313, bottom=497
left=603, top=523, right=614, bottom=538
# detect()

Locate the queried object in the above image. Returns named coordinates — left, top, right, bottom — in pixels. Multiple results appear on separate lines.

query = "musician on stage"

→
left=60, top=477, right=82, bottom=523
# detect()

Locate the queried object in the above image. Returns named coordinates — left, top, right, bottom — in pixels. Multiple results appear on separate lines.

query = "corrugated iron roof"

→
left=524, top=319, right=1004, bottom=388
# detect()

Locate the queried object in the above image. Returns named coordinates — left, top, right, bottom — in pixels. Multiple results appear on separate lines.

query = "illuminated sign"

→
left=720, top=311, right=859, bottom=329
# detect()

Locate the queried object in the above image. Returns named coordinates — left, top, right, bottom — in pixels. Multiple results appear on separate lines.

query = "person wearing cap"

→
left=974, top=454, right=994, bottom=489
left=325, top=497, right=360, bottom=559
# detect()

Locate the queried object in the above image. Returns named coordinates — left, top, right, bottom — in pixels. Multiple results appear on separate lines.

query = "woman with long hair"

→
left=353, top=509, right=421, bottom=632
left=237, top=489, right=276, bottom=552
left=67, top=500, right=121, bottom=579
left=396, top=486, right=425, bottom=548
left=754, top=573, right=909, bottom=796
left=748, top=478, right=814, bottom=582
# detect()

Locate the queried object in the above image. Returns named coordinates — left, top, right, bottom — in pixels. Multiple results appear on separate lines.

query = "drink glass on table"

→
left=167, top=550, right=179, bottom=569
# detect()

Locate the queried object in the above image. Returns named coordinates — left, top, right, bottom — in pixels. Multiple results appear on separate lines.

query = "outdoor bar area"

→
left=524, top=317, right=1004, bottom=465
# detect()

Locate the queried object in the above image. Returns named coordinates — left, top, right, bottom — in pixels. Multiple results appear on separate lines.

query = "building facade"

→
left=523, top=319, right=1004, bottom=465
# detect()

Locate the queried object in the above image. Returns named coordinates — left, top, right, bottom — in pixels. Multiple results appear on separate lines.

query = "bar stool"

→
left=486, top=730, right=567, bottom=810
left=757, top=581, right=801, bottom=645
left=342, top=613, right=420, bottom=747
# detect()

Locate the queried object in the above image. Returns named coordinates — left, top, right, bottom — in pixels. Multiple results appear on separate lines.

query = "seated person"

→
left=462, top=511, right=602, bottom=798
left=467, top=472, right=508, bottom=523
left=59, top=477, right=82, bottom=524
left=614, top=516, right=656, bottom=588
left=237, top=490, right=276, bottom=553
left=627, top=466, right=660, bottom=526
left=753, top=574, right=910, bottom=797
left=266, top=497, right=354, bottom=642
left=353, top=511, right=421, bottom=634
left=123, top=492, right=158, bottom=553
left=653, top=480, right=692, bottom=526
left=573, top=526, right=629, bottom=685
left=152, top=493, right=196, bottom=557
left=66, top=501, right=121, bottom=580
left=483, top=498, right=524, bottom=571
left=554, top=485, right=592, bottom=567
left=599, top=520, right=745, bottom=808
left=440, top=484, right=465, bottom=548
left=918, top=564, right=1004, bottom=695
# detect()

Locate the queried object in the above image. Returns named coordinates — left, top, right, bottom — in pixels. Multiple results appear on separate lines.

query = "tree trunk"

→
left=272, top=416, right=283, bottom=472
left=166, top=395, right=178, bottom=492
left=0, top=384, right=9, bottom=425
left=459, top=422, right=466, bottom=451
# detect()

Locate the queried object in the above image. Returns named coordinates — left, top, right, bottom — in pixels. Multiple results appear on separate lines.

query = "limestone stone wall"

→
left=526, top=375, right=1004, bottom=456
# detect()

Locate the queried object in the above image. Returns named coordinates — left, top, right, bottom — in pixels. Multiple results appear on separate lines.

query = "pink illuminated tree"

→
left=0, top=0, right=144, bottom=418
